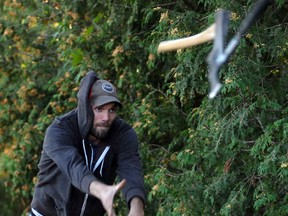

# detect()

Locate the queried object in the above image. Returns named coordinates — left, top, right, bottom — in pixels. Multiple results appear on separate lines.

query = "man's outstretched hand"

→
left=89, top=179, right=126, bottom=216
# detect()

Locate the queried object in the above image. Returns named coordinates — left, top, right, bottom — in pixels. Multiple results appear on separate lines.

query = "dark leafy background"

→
left=0, top=0, right=287, bottom=215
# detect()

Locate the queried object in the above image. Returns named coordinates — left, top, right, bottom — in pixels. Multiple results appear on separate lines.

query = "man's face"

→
left=90, top=102, right=118, bottom=139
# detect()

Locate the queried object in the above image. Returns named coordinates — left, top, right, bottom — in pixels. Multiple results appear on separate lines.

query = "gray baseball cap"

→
left=90, top=79, right=122, bottom=107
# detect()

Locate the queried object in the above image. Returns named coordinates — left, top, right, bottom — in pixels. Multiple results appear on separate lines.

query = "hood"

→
left=77, top=71, right=99, bottom=139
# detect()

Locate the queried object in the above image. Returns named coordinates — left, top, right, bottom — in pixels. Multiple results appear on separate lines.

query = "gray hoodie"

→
left=31, top=71, right=145, bottom=216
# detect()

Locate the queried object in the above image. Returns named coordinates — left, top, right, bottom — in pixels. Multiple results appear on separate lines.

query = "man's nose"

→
left=101, top=111, right=110, bottom=121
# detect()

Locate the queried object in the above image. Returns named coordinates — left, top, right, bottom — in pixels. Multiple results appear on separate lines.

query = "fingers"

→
left=102, top=180, right=127, bottom=216
left=103, top=180, right=127, bottom=216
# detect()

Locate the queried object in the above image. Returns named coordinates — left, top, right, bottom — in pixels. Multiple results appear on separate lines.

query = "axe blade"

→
left=206, top=9, right=230, bottom=99
left=206, top=0, right=272, bottom=99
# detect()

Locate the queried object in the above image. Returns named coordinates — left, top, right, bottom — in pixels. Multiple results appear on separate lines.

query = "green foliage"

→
left=1, top=0, right=288, bottom=215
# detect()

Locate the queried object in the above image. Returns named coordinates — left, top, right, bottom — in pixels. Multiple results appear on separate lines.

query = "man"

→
left=29, top=71, right=145, bottom=216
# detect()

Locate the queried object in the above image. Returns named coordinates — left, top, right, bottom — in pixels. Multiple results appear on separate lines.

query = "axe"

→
left=157, top=0, right=273, bottom=99
left=207, top=0, right=272, bottom=98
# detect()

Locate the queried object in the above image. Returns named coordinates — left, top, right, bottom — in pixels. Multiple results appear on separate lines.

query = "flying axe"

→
left=157, top=0, right=273, bottom=99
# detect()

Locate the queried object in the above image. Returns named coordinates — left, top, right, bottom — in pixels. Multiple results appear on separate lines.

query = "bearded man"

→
left=29, top=71, right=145, bottom=216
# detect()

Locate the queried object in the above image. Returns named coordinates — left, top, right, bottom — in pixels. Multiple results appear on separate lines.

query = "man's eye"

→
left=94, top=107, right=102, bottom=112
left=109, top=108, right=117, bottom=113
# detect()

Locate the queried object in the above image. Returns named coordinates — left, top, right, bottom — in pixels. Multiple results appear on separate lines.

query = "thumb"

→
left=116, top=179, right=126, bottom=191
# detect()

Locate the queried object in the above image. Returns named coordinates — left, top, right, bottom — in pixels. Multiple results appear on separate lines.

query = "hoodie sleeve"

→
left=116, top=126, right=146, bottom=206
left=43, top=119, right=96, bottom=194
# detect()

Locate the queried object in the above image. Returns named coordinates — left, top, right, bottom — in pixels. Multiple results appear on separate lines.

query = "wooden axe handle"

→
left=157, top=23, right=216, bottom=53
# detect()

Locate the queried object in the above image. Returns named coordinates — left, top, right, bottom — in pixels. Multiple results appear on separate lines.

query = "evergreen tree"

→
left=0, top=0, right=287, bottom=215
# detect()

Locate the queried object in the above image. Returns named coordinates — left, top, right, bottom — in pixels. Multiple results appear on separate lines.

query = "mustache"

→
left=96, top=122, right=111, bottom=127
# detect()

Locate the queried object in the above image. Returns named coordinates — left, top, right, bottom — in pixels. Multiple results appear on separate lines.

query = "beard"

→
left=90, top=122, right=111, bottom=139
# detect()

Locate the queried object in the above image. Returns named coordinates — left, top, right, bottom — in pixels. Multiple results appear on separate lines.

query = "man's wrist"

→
left=129, top=197, right=144, bottom=215
left=89, top=180, right=106, bottom=198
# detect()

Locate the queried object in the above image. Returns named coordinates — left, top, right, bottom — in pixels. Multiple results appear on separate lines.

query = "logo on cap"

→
left=102, top=83, right=114, bottom=93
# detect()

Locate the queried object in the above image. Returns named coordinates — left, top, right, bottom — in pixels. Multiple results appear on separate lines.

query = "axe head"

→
left=206, top=9, right=230, bottom=99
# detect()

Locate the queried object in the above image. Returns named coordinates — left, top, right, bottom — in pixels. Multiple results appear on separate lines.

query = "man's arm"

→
left=128, top=197, right=144, bottom=216
left=89, top=179, right=126, bottom=216
left=117, top=128, right=146, bottom=199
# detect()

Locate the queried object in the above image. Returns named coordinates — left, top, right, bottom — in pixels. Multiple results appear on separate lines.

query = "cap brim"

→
left=93, top=95, right=122, bottom=108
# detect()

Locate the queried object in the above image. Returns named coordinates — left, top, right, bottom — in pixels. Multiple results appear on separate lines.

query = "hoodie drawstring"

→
left=80, top=139, right=110, bottom=216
